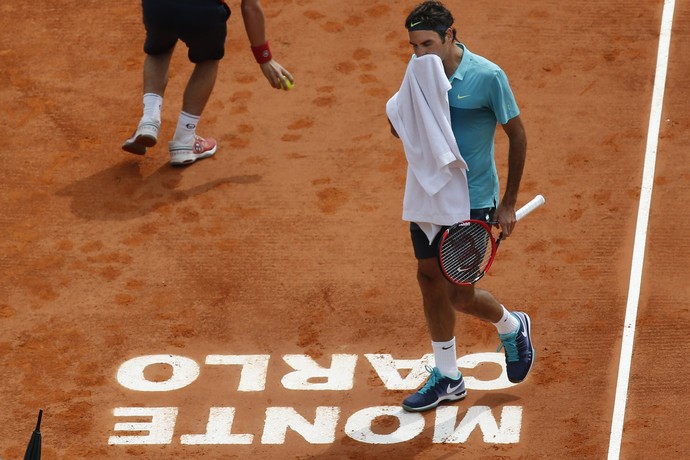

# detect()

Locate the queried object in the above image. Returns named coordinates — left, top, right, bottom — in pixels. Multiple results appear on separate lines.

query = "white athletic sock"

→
left=431, top=338, right=460, bottom=379
left=493, top=305, right=520, bottom=335
left=142, top=93, right=163, bottom=123
left=172, top=111, right=200, bottom=145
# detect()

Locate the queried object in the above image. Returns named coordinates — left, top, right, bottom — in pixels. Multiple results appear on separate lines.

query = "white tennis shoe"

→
left=122, top=119, right=160, bottom=155
left=169, top=135, right=217, bottom=166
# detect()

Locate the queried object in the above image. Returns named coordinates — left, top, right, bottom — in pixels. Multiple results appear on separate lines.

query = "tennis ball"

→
left=282, top=78, right=294, bottom=91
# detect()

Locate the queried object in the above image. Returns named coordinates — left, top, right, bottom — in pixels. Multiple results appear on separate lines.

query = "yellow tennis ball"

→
left=282, top=79, right=294, bottom=91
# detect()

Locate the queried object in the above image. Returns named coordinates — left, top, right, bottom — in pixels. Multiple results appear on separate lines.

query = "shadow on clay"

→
left=57, top=159, right=261, bottom=221
left=472, top=392, right=522, bottom=407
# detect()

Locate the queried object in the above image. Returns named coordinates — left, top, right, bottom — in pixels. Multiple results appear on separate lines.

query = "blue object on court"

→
left=498, top=312, right=535, bottom=383
left=402, top=366, right=467, bottom=412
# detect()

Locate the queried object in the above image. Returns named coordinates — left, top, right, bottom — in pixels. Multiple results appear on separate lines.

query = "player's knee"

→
left=416, top=268, right=444, bottom=298
left=449, top=287, right=475, bottom=313
left=417, top=265, right=440, bottom=285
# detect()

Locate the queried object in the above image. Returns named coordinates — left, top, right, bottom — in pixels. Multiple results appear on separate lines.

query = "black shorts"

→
left=142, top=0, right=231, bottom=63
left=410, top=208, right=495, bottom=260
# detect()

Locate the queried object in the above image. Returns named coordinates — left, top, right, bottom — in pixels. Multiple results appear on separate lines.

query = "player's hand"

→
left=495, top=203, right=517, bottom=238
left=259, top=60, right=294, bottom=90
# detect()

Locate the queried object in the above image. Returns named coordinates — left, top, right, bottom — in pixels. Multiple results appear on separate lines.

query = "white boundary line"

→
left=607, top=1, right=676, bottom=458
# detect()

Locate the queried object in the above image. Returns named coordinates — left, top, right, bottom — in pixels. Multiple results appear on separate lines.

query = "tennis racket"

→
left=438, top=194, right=545, bottom=285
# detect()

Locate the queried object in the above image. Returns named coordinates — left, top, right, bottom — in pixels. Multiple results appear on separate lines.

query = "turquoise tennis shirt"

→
left=447, top=43, right=520, bottom=209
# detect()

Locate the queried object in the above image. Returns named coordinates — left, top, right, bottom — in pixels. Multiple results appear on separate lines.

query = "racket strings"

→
left=440, top=223, right=493, bottom=283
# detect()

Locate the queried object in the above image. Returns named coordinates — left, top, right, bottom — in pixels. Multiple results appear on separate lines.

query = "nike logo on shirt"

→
left=457, top=94, right=471, bottom=99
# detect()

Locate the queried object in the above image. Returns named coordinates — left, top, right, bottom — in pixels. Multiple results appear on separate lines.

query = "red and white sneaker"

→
left=122, top=120, right=160, bottom=155
left=169, top=135, right=217, bottom=166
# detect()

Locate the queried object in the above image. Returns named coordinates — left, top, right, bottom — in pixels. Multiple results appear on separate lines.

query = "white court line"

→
left=607, top=1, right=676, bottom=459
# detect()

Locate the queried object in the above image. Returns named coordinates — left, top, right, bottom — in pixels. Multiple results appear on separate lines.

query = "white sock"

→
left=172, top=111, right=200, bottom=145
left=493, top=305, right=520, bottom=335
left=431, top=338, right=460, bottom=379
left=142, top=93, right=163, bottom=123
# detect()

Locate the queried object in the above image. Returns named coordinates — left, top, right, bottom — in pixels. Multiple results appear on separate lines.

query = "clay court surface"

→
left=1, top=0, right=689, bottom=458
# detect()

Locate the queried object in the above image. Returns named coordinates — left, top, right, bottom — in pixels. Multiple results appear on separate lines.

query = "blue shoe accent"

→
left=498, top=311, right=535, bottom=383
left=402, top=366, right=467, bottom=412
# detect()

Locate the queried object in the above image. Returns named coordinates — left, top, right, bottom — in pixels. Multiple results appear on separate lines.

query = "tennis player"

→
left=123, top=0, right=293, bottom=166
left=388, top=1, right=535, bottom=412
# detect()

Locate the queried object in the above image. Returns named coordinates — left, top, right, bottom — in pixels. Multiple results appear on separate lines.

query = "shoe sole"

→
left=169, top=145, right=217, bottom=166
left=122, top=134, right=157, bottom=155
left=402, top=390, right=467, bottom=413
left=509, top=312, right=535, bottom=384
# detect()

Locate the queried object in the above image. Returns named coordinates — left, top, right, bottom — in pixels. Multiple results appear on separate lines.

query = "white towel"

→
left=386, top=54, right=470, bottom=243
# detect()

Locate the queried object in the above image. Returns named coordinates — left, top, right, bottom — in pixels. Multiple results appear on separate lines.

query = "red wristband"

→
left=251, top=41, right=272, bottom=64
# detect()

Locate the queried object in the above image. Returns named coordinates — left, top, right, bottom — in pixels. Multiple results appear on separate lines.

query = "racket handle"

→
left=515, top=194, right=545, bottom=221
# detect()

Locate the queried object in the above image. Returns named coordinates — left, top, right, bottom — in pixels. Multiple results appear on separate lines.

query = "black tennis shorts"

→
left=410, top=207, right=495, bottom=260
left=142, top=0, right=231, bottom=63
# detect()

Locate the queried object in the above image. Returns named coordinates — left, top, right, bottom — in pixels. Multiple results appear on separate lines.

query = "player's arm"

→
left=240, top=0, right=293, bottom=89
left=496, top=114, right=527, bottom=238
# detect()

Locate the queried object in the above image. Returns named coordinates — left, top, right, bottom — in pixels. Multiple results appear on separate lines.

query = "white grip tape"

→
left=515, top=194, right=545, bottom=221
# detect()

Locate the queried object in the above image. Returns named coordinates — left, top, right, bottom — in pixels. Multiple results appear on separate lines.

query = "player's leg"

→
left=143, top=49, right=174, bottom=96
left=419, top=258, right=456, bottom=342
left=449, top=284, right=504, bottom=321
left=168, top=1, right=229, bottom=165
left=402, top=224, right=466, bottom=412
left=455, top=206, right=535, bottom=384
left=448, top=261, right=534, bottom=383
left=181, top=59, right=218, bottom=117
left=122, top=0, right=177, bottom=155
left=132, top=50, right=173, bottom=146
